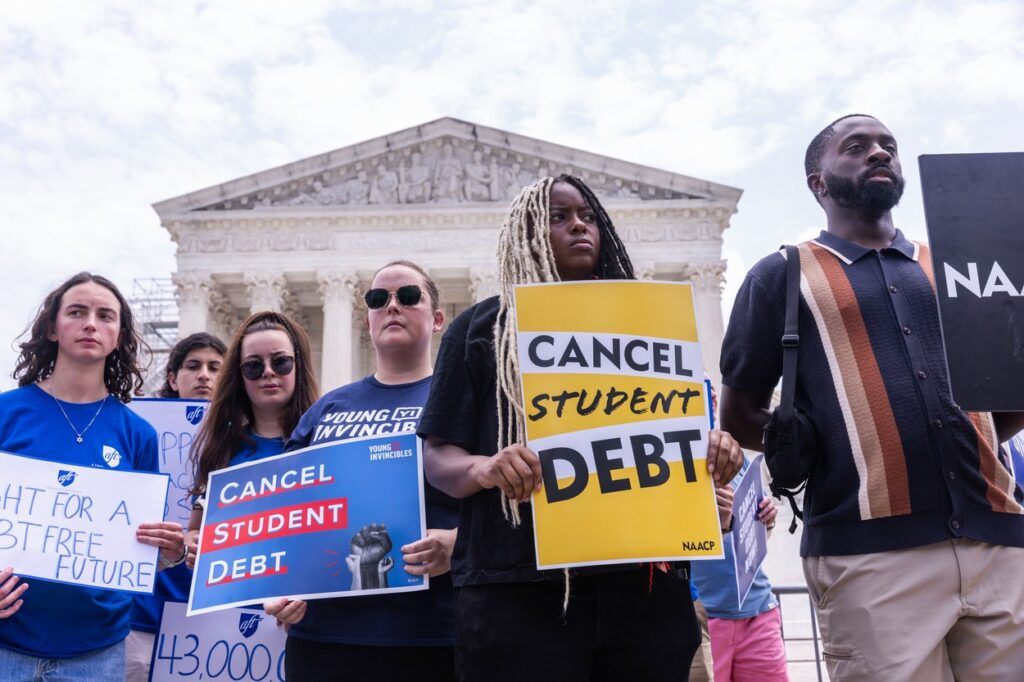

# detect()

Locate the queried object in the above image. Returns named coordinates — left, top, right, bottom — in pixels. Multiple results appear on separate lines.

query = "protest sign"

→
left=920, top=152, right=1024, bottom=411
left=150, top=602, right=287, bottom=682
left=129, top=398, right=207, bottom=526
left=0, top=449, right=168, bottom=593
left=732, top=455, right=769, bottom=609
left=188, top=432, right=427, bottom=615
left=515, top=280, right=723, bottom=569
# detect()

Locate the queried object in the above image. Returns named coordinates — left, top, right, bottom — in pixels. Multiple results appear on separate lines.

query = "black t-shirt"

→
left=419, top=296, right=638, bottom=587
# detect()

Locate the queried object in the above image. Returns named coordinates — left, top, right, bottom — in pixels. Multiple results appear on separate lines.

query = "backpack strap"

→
left=779, top=245, right=800, bottom=422
left=780, top=245, right=804, bottom=533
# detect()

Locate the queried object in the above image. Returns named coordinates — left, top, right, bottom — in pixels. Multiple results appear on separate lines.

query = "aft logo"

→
left=57, top=470, right=77, bottom=487
left=238, top=612, right=263, bottom=638
left=185, top=404, right=205, bottom=425
left=102, top=445, right=122, bottom=468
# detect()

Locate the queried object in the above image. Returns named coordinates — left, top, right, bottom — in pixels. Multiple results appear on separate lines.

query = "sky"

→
left=2, top=0, right=1023, bottom=390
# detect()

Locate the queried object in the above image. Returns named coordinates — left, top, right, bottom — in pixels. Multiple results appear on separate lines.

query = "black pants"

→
left=285, top=637, right=456, bottom=682
left=455, top=568, right=700, bottom=682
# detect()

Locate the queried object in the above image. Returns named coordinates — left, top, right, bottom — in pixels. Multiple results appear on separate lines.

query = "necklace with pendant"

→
left=48, top=390, right=109, bottom=444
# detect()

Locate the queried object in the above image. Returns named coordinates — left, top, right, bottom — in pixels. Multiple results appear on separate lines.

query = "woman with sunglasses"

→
left=0, top=272, right=185, bottom=680
left=185, top=311, right=318, bottom=627
left=126, top=331, right=227, bottom=682
left=281, top=260, right=459, bottom=682
left=418, top=176, right=744, bottom=682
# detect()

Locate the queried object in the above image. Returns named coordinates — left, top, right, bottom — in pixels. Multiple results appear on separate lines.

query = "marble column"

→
left=208, top=286, right=241, bottom=341
left=468, top=267, right=499, bottom=303
left=318, top=271, right=359, bottom=392
left=245, top=272, right=286, bottom=313
left=172, top=272, right=211, bottom=337
left=688, top=260, right=727, bottom=388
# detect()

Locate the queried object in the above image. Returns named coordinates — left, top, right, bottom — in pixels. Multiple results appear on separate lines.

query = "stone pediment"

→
left=153, top=118, right=741, bottom=217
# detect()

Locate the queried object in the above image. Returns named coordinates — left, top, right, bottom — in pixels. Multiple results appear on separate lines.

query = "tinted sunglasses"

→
left=364, top=285, right=423, bottom=310
left=240, top=355, right=295, bottom=381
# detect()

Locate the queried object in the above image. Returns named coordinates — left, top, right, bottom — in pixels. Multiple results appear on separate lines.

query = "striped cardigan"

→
left=722, top=229, right=1024, bottom=557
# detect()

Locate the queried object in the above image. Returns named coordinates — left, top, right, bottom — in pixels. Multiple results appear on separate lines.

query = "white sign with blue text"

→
left=129, top=398, right=208, bottom=527
left=0, top=449, right=168, bottom=593
left=150, top=601, right=287, bottom=682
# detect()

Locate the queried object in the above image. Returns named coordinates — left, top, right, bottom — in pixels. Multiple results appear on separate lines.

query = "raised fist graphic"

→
left=346, top=523, right=394, bottom=590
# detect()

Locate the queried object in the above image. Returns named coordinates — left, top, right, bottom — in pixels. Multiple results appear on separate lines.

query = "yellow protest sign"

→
left=515, top=281, right=724, bottom=569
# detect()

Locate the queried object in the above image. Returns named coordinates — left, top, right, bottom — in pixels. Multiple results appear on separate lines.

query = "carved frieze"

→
left=196, top=138, right=698, bottom=211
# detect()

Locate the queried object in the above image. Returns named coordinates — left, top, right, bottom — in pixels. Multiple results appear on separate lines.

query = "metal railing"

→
left=772, top=585, right=826, bottom=681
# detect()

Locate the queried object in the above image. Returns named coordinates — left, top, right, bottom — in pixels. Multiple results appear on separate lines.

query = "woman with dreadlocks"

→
left=419, top=175, right=744, bottom=681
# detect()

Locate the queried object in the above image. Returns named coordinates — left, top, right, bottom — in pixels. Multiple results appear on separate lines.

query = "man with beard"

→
left=718, top=114, right=1024, bottom=681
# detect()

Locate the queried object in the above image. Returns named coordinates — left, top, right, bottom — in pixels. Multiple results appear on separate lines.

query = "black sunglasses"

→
left=364, top=285, right=423, bottom=310
left=240, top=355, right=295, bottom=381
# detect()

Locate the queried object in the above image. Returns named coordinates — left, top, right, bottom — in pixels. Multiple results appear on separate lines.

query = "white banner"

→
left=150, top=602, right=287, bottom=682
left=0, top=449, right=168, bottom=593
left=129, top=398, right=208, bottom=526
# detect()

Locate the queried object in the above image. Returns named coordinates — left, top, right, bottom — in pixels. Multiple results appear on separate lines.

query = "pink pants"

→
left=708, top=606, right=789, bottom=682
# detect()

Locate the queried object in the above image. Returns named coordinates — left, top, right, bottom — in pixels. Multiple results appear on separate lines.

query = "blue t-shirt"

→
left=285, top=375, right=459, bottom=646
left=129, top=430, right=284, bottom=633
left=0, top=384, right=159, bottom=658
left=228, top=432, right=287, bottom=467
left=691, top=459, right=778, bottom=620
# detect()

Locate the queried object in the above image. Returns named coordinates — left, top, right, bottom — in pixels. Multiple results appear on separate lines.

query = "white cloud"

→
left=1, top=0, right=1023, bottom=389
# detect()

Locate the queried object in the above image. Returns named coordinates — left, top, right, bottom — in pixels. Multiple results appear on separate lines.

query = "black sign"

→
left=920, top=152, right=1024, bottom=411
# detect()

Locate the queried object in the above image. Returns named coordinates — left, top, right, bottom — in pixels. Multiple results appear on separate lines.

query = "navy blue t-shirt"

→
left=285, top=375, right=458, bottom=646
left=0, top=384, right=159, bottom=658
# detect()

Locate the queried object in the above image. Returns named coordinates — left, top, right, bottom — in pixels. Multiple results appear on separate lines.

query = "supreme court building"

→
left=153, top=118, right=742, bottom=393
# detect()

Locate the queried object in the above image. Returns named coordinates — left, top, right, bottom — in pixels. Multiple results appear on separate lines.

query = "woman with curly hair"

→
left=0, top=272, right=186, bottom=680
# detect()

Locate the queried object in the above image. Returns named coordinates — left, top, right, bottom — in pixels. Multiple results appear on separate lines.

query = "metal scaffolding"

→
left=130, top=278, right=178, bottom=394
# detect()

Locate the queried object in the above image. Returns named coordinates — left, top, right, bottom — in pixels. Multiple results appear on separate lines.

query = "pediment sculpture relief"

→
left=204, top=139, right=691, bottom=211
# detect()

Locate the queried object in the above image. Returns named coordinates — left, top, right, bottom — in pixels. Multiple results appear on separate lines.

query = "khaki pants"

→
left=803, top=539, right=1024, bottom=682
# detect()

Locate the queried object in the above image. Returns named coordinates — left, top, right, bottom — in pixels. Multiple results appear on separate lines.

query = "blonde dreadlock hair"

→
left=494, top=175, right=636, bottom=525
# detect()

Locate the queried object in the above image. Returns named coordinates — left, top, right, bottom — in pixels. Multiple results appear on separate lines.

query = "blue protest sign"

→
left=129, top=398, right=208, bottom=526
left=188, top=432, right=427, bottom=615
left=150, top=602, right=287, bottom=681
left=0, top=449, right=168, bottom=593
left=732, top=454, right=769, bottom=609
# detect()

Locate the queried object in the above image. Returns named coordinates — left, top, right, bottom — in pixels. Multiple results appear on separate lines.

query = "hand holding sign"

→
left=263, top=597, right=307, bottom=626
left=401, top=528, right=456, bottom=577
left=185, top=529, right=199, bottom=569
left=715, top=486, right=735, bottom=531
left=757, top=498, right=777, bottom=531
left=0, top=567, right=28, bottom=618
left=706, top=429, right=743, bottom=487
left=136, top=521, right=187, bottom=567
left=469, top=445, right=543, bottom=502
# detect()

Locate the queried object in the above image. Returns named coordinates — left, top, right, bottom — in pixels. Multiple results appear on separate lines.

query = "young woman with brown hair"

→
left=184, top=311, right=319, bottom=627
left=0, top=272, right=185, bottom=680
